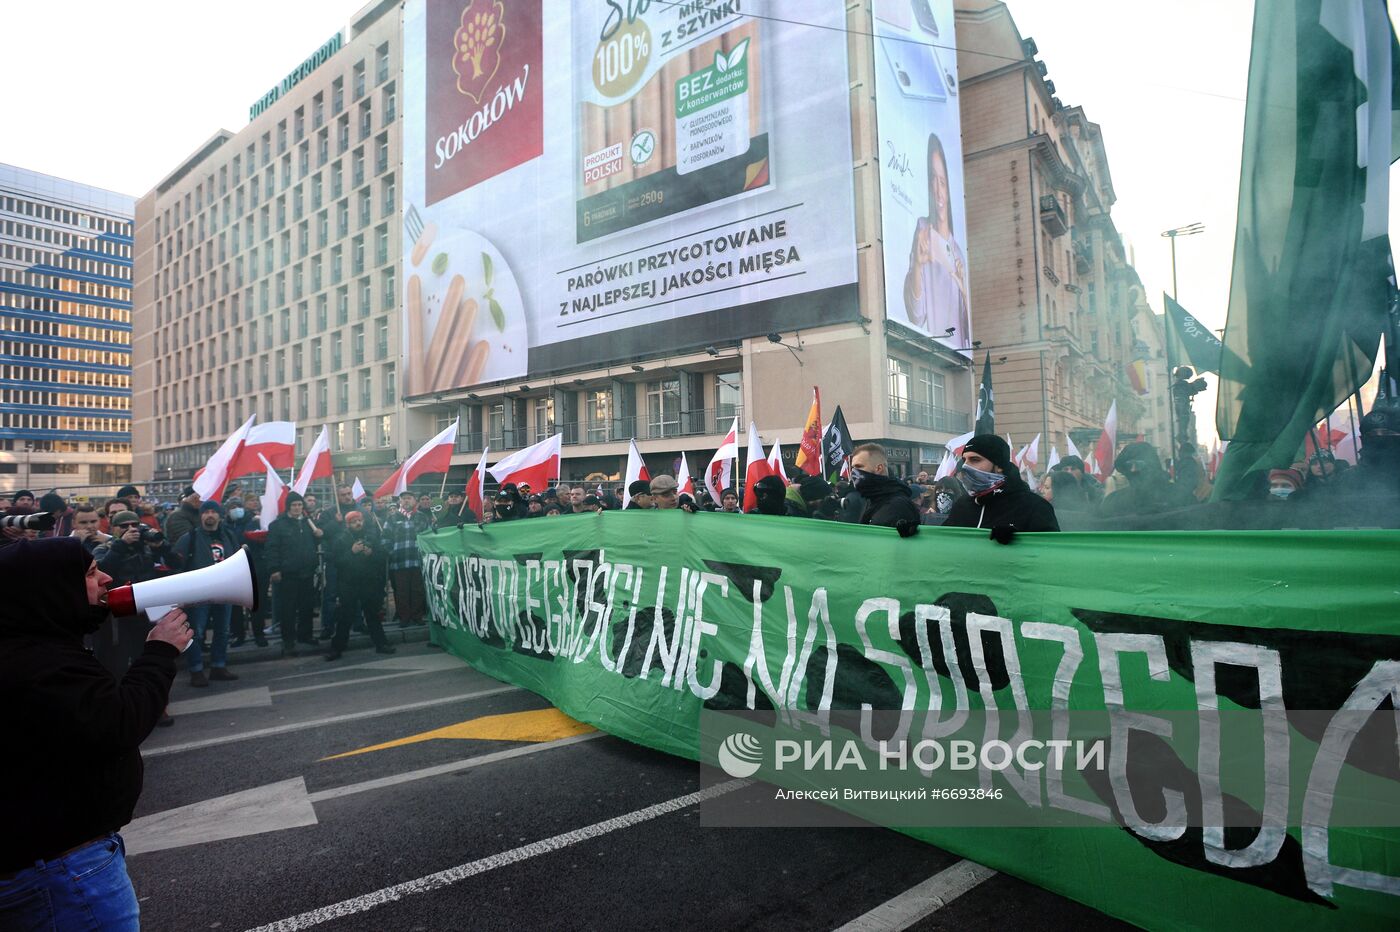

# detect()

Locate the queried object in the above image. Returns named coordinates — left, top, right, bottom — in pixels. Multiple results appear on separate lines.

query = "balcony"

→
left=1039, top=194, right=1069, bottom=237
left=888, top=400, right=971, bottom=433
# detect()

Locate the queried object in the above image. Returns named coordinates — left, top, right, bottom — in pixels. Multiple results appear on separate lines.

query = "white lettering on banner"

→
left=433, top=67, right=532, bottom=170
left=416, top=547, right=1400, bottom=900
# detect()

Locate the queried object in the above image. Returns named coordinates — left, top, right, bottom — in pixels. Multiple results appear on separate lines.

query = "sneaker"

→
left=209, top=667, right=239, bottom=682
left=375, top=645, right=397, bottom=655
left=190, top=671, right=209, bottom=688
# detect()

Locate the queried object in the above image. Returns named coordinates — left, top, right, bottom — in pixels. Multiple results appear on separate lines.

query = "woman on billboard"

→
left=903, top=132, right=970, bottom=345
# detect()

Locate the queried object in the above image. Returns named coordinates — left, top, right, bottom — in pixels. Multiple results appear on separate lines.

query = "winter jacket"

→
left=93, top=535, right=168, bottom=586
left=333, top=525, right=387, bottom=601
left=162, top=503, right=200, bottom=551
left=0, top=539, right=177, bottom=873
left=944, top=473, right=1060, bottom=532
left=265, top=514, right=320, bottom=577
left=171, top=524, right=240, bottom=572
left=856, top=474, right=922, bottom=532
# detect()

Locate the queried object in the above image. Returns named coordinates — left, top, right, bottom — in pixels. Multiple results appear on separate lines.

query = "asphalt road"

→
left=128, top=642, right=1131, bottom=931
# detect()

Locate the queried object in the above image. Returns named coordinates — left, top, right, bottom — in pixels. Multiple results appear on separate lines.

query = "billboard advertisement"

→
left=401, top=0, right=860, bottom=397
left=873, top=0, right=971, bottom=351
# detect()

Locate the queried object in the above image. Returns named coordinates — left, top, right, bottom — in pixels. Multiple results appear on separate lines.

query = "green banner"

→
left=418, top=512, right=1400, bottom=930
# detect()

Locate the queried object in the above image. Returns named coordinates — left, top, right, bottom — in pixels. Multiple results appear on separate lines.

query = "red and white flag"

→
left=1015, top=433, right=1041, bottom=477
left=350, top=477, right=367, bottom=502
left=767, top=440, right=789, bottom=485
left=1046, top=446, right=1061, bottom=473
left=945, top=429, right=975, bottom=458
left=1092, top=401, right=1118, bottom=478
left=677, top=452, right=695, bottom=497
left=488, top=433, right=561, bottom=491
left=741, top=422, right=774, bottom=512
left=464, top=446, right=489, bottom=518
left=228, top=420, right=296, bottom=479
left=704, top=417, right=740, bottom=503
left=622, top=439, right=651, bottom=508
left=292, top=425, right=332, bottom=495
left=933, top=449, right=957, bottom=480
left=257, top=454, right=288, bottom=532
left=193, top=414, right=256, bottom=503
left=375, top=420, right=459, bottom=498
left=1065, top=435, right=1083, bottom=462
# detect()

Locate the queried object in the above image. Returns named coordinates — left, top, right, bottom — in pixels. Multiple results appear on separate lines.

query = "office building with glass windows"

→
left=0, top=163, right=134, bottom=495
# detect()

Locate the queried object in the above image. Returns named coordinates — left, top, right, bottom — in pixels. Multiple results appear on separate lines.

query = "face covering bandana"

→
left=935, top=490, right=956, bottom=514
left=958, top=463, right=1005, bottom=497
left=1269, top=486, right=1295, bottom=500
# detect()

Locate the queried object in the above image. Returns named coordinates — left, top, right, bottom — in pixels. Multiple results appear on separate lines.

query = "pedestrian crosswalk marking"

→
left=320, top=707, right=595, bottom=760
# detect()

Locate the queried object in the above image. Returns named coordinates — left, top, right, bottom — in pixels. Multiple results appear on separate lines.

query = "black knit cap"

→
left=963, top=435, right=1014, bottom=473
left=798, top=475, right=832, bottom=500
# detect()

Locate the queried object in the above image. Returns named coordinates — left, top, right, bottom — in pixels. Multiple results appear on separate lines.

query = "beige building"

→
left=956, top=0, right=1164, bottom=465
left=132, top=0, right=403, bottom=493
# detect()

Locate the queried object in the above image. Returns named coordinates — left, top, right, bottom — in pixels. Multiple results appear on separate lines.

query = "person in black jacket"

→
left=0, top=538, right=191, bottom=930
left=327, top=510, right=395, bottom=661
left=265, top=491, right=324, bottom=656
left=850, top=443, right=921, bottom=537
left=171, top=500, right=242, bottom=686
left=746, top=475, right=788, bottom=515
left=944, top=434, right=1059, bottom=542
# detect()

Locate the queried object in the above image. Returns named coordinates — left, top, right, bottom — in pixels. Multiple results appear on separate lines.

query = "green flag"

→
left=1164, top=293, right=1248, bottom=378
left=1213, top=0, right=1400, bottom=500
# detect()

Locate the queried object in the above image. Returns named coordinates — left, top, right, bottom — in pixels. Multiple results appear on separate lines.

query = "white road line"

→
left=274, top=667, right=471, bottom=697
left=142, top=685, right=520, bottom=758
left=273, top=652, right=464, bottom=681
left=244, top=779, right=748, bottom=932
left=833, top=859, right=997, bottom=932
left=307, top=732, right=603, bottom=802
left=167, top=686, right=272, bottom=716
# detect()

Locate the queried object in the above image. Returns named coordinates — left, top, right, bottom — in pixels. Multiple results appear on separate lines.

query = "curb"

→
left=218, top=624, right=435, bottom=665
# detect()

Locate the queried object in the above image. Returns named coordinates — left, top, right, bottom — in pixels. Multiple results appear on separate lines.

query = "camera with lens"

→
left=0, top=511, right=56, bottom=532
left=139, top=526, right=164, bottom=545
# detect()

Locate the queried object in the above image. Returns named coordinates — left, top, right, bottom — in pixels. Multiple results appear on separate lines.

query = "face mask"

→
left=229, top=507, right=246, bottom=521
left=1269, top=486, right=1294, bottom=499
left=935, top=491, right=955, bottom=514
left=958, top=463, right=1004, bottom=496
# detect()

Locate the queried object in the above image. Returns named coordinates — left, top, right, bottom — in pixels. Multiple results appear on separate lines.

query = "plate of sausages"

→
left=404, top=223, right=527, bottom=396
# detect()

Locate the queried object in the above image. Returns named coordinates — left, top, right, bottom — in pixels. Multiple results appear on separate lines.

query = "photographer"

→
left=0, top=537, right=191, bottom=930
left=94, top=511, right=168, bottom=588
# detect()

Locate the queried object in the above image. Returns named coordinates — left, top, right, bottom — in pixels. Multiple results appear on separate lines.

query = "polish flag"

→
left=228, top=420, right=296, bottom=479
left=622, top=439, right=651, bottom=508
left=704, top=417, right=739, bottom=503
left=292, top=425, right=333, bottom=495
left=767, top=440, right=789, bottom=485
left=933, top=449, right=957, bottom=480
left=741, top=422, right=774, bottom=512
left=1046, top=446, right=1061, bottom=473
left=464, top=447, right=489, bottom=518
left=193, top=414, right=256, bottom=503
left=375, top=420, right=459, bottom=498
left=1092, top=401, right=1118, bottom=478
left=945, top=429, right=975, bottom=458
left=350, top=477, right=367, bottom=502
left=1065, top=435, right=1083, bottom=461
left=1015, top=433, right=1041, bottom=478
left=488, top=433, right=561, bottom=491
left=257, top=454, right=288, bottom=532
left=795, top=387, right=823, bottom=476
left=677, top=452, right=695, bottom=497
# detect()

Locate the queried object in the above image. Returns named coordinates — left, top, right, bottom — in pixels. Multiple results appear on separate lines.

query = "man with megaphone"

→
left=0, top=537, right=193, bottom=929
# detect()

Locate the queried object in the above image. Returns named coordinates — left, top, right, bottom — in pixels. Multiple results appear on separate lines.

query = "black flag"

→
left=821, top=405, right=853, bottom=481
left=974, top=354, right=995, bottom=435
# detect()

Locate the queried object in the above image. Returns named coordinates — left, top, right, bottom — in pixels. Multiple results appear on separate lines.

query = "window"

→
left=380, top=415, right=392, bottom=448
left=316, top=379, right=328, bottom=416
left=646, top=379, right=680, bottom=438
left=311, top=337, right=323, bottom=375
left=337, top=374, right=349, bottom=413
left=352, top=323, right=365, bottom=364
left=533, top=397, right=554, bottom=442
left=917, top=366, right=946, bottom=414
left=358, top=368, right=372, bottom=409
left=714, top=373, right=742, bottom=430
left=489, top=403, right=505, bottom=447
left=331, top=332, right=343, bottom=370
left=586, top=390, right=611, bottom=443
left=383, top=364, right=396, bottom=405
left=888, top=357, right=912, bottom=423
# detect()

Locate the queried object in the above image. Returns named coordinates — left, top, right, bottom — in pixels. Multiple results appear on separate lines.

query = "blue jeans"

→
left=187, top=603, right=231, bottom=673
left=0, top=833, right=139, bottom=930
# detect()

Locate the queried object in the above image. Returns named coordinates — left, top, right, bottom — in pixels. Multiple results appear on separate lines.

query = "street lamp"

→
left=1160, top=223, right=1204, bottom=300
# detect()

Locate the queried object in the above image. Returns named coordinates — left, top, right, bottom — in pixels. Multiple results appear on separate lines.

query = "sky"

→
left=0, top=0, right=1390, bottom=444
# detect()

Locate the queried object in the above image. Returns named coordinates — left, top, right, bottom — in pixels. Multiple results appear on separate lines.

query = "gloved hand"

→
left=989, top=524, right=1016, bottom=545
left=895, top=518, right=919, bottom=538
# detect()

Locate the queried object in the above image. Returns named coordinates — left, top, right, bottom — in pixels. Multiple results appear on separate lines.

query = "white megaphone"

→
left=106, top=546, right=260, bottom=622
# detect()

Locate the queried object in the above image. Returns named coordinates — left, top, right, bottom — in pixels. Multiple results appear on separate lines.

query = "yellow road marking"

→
left=321, top=708, right=595, bottom=760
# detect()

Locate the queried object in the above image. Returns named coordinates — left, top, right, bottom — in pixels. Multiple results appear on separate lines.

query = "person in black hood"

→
left=944, top=434, right=1058, bottom=542
left=1325, top=398, right=1400, bottom=502
left=849, top=443, right=920, bottom=536
left=747, top=474, right=789, bottom=516
left=0, top=538, right=191, bottom=929
left=1098, top=441, right=1195, bottom=519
